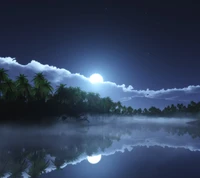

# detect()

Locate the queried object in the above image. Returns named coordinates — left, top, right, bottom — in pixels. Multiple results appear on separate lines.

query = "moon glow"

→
left=87, top=154, right=102, bottom=164
left=89, top=74, right=104, bottom=83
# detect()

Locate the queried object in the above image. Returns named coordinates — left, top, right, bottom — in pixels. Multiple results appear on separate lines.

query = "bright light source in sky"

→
left=87, top=154, right=102, bottom=164
left=89, top=73, right=104, bottom=83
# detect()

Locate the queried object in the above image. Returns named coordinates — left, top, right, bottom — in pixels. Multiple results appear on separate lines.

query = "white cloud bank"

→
left=0, top=57, right=200, bottom=108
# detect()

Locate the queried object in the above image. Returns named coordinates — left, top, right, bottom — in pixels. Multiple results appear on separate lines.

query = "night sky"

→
left=0, top=1, right=200, bottom=108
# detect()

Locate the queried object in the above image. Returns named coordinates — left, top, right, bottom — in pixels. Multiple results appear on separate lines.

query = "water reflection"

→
left=0, top=117, right=200, bottom=178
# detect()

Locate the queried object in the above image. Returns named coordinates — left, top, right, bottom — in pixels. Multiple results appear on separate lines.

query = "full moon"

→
left=87, top=154, right=102, bottom=164
left=89, top=73, right=104, bottom=83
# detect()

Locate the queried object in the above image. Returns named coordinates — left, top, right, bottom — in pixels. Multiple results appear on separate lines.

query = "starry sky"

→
left=0, top=1, right=200, bottom=109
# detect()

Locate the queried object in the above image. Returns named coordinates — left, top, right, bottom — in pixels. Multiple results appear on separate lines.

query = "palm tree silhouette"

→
left=54, top=84, right=67, bottom=103
left=85, top=92, right=101, bottom=112
left=2, top=79, right=16, bottom=101
left=100, top=97, right=113, bottom=113
left=9, top=160, right=28, bottom=178
left=0, top=150, right=10, bottom=178
left=9, top=156, right=28, bottom=178
left=0, top=68, right=8, bottom=97
left=52, top=157, right=65, bottom=170
left=0, top=68, right=8, bottom=83
left=42, top=80, right=53, bottom=101
left=127, top=106, right=133, bottom=115
left=177, top=103, right=185, bottom=112
left=27, top=151, right=50, bottom=178
left=115, top=101, right=122, bottom=114
left=32, top=73, right=53, bottom=101
left=16, top=74, right=32, bottom=102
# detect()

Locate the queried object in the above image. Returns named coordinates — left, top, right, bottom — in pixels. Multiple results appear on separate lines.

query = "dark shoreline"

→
left=186, top=120, right=200, bottom=126
left=0, top=113, right=199, bottom=127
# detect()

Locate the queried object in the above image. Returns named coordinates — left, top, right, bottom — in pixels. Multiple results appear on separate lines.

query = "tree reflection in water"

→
left=0, top=119, right=200, bottom=178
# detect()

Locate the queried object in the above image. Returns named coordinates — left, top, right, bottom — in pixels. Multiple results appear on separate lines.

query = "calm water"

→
left=1, top=116, right=200, bottom=178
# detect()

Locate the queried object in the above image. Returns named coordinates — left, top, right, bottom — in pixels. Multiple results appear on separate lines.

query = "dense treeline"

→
left=0, top=68, right=200, bottom=123
left=0, top=68, right=131, bottom=122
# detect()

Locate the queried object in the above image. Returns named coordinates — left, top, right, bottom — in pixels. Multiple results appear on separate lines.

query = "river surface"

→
left=1, top=116, right=200, bottom=178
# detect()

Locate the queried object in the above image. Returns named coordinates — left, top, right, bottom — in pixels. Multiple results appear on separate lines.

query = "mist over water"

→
left=0, top=116, right=195, bottom=142
left=1, top=116, right=199, bottom=178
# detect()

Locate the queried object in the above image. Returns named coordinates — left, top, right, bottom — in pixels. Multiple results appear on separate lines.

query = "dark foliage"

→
left=0, top=68, right=199, bottom=124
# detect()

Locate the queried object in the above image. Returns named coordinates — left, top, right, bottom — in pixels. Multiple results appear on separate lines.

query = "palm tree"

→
left=170, top=104, right=177, bottom=113
left=187, top=101, right=198, bottom=113
left=0, top=68, right=9, bottom=98
left=33, top=73, right=45, bottom=100
left=69, top=87, right=84, bottom=106
left=16, top=74, right=32, bottom=101
left=52, top=157, right=65, bottom=170
left=75, top=88, right=88, bottom=112
left=27, top=151, right=50, bottom=178
left=0, top=68, right=8, bottom=83
left=86, top=92, right=101, bottom=112
left=163, top=106, right=171, bottom=115
left=148, top=106, right=161, bottom=115
left=177, top=103, right=185, bottom=113
left=32, top=73, right=53, bottom=101
left=134, top=108, right=142, bottom=115
left=104, top=97, right=114, bottom=113
left=54, top=84, right=67, bottom=103
left=0, top=151, right=10, bottom=178
left=143, top=108, right=149, bottom=115
left=109, top=102, right=117, bottom=113
left=42, top=80, right=53, bottom=101
left=33, top=73, right=46, bottom=88
left=9, top=159, right=28, bottom=178
left=127, top=106, right=133, bottom=115
left=28, top=159, right=49, bottom=178
left=79, top=90, right=87, bottom=105
left=114, top=101, right=122, bottom=114
left=99, top=97, right=114, bottom=113
left=121, top=106, right=127, bottom=115
left=2, top=78, right=16, bottom=101
left=7, top=149, right=31, bottom=178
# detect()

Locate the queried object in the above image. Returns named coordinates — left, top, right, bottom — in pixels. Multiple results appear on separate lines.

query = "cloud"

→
left=46, top=124, right=200, bottom=175
left=1, top=117, right=200, bottom=178
left=0, top=57, right=200, bottom=108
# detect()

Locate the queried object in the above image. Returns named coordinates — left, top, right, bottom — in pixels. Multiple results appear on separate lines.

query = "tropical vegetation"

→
left=0, top=68, right=200, bottom=124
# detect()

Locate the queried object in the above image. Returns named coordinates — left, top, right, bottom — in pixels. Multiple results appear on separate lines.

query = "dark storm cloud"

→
left=0, top=57, right=200, bottom=105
